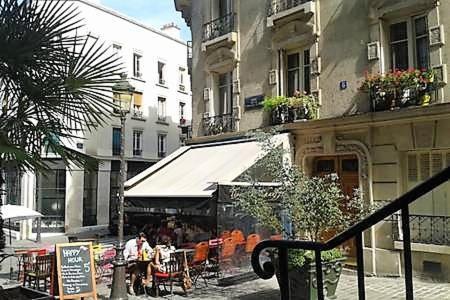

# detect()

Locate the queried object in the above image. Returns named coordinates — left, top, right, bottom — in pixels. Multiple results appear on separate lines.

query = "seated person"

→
left=142, top=237, right=176, bottom=286
left=124, top=232, right=153, bottom=295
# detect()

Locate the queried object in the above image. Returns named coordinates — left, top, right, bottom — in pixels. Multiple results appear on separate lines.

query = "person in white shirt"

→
left=142, top=237, right=176, bottom=287
left=124, top=232, right=153, bottom=295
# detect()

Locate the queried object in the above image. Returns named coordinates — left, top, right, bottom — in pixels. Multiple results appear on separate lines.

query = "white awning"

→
left=125, top=134, right=290, bottom=198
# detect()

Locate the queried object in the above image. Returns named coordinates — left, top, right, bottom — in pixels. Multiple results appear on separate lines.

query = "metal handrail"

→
left=251, top=166, right=450, bottom=300
left=267, top=0, right=312, bottom=17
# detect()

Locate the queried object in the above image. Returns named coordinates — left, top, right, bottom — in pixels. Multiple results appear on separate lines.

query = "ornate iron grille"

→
left=202, top=13, right=235, bottom=42
left=202, top=113, right=235, bottom=136
left=267, top=0, right=312, bottom=17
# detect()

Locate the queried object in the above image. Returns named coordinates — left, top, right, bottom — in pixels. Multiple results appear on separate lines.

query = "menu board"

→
left=55, top=242, right=97, bottom=300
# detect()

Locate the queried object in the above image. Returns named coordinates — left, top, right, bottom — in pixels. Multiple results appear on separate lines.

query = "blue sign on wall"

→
left=339, top=80, right=348, bottom=90
left=245, top=95, right=265, bottom=109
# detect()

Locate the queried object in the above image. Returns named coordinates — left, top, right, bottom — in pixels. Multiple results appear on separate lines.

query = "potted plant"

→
left=232, top=130, right=371, bottom=299
left=262, top=92, right=319, bottom=125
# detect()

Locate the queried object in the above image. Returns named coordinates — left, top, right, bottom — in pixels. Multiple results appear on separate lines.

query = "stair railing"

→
left=251, top=166, right=450, bottom=300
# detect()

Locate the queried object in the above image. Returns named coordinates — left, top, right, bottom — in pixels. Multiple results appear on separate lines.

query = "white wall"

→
left=75, top=0, right=192, bottom=161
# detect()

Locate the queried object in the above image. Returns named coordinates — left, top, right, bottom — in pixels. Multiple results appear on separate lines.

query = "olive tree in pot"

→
left=232, top=130, right=371, bottom=300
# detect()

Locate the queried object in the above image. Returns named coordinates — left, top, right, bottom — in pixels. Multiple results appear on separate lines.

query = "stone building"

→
left=175, top=0, right=450, bottom=279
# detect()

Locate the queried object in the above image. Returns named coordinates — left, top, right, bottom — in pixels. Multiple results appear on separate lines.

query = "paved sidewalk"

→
left=96, top=273, right=450, bottom=300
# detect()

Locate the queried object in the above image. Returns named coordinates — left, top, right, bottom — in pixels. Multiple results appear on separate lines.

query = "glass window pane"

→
left=303, top=49, right=310, bottom=66
left=304, top=66, right=311, bottom=94
left=391, top=42, right=409, bottom=70
left=287, top=70, right=299, bottom=96
left=416, top=36, right=430, bottom=69
left=287, top=53, right=299, bottom=69
left=390, top=22, right=408, bottom=41
left=415, top=17, right=427, bottom=37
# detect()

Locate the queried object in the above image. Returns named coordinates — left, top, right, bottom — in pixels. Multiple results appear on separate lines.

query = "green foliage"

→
left=288, top=249, right=343, bottom=269
left=232, top=130, right=374, bottom=264
left=0, top=0, right=123, bottom=173
left=262, top=96, right=288, bottom=112
left=262, top=92, right=320, bottom=119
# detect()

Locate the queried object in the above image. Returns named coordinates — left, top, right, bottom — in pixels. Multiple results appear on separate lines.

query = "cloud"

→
left=99, top=0, right=191, bottom=41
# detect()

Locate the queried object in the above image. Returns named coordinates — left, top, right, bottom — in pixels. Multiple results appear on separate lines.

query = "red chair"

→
left=270, top=234, right=282, bottom=241
left=153, top=252, right=187, bottom=297
left=189, top=242, right=209, bottom=287
left=219, top=237, right=236, bottom=274
left=245, top=234, right=261, bottom=254
left=231, top=229, right=246, bottom=245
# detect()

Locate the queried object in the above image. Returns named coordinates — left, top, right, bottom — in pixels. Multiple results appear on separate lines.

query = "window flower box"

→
left=263, top=92, right=319, bottom=125
left=360, top=69, right=438, bottom=112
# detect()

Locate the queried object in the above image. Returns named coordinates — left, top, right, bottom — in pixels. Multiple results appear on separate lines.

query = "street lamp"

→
left=110, top=73, right=135, bottom=300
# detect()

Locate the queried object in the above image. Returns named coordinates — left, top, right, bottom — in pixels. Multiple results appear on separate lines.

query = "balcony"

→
left=202, top=13, right=237, bottom=53
left=202, top=113, right=235, bottom=136
left=133, top=149, right=142, bottom=157
left=158, top=151, right=166, bottom=158
left=267, top=0, right=315, bottom=28
left=131, top=108, right=145, bottom=120
left=392, top=214, right=450, bottom=246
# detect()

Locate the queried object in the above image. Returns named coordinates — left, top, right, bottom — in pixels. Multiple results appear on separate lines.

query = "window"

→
left=218, top=72, right=233, bottom=115
left=179, top=102, right=186, bottom=125
left=157, top=134, right=167, bottom=158
left=179, top=67, right=186, bottom=91
left=218, top=0, right=231, bottom=17
left=286, top=49, right=310, bottom=96
left=133, top=53, right=142, bottom=78
left=157, top=97, right=166, bottom=121
left=158, top=61, right=166, bottom=85
left=132, top=92, right=143, bottom=118
left=112, top=128, right=121, bottom=156
left=133, top=130, right=143, bottom=156
left=36, top=166, right=66, bottom=232
left=83, top=169, right=98, bottom=227
left=389, top=16, right=429, bottom=71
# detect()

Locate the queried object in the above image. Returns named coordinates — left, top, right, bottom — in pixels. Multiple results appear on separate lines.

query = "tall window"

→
left=36, top=166, right=66, bottom=232
left=83, top=169, right=98, bottom=227
left=287, top=49, right=310, bottom=96
left=158, top=61, right=166, bottom=85
left=133, top=54, right=142, bottom=78
left=133, top=130, right=143, bottom=156
left=112, top=128, right=121, bottom=156
left=179, top=102, right=185, bottom=120
left=157, top=97, right=166, bottom=121
left=218, top=0, right=231, bottom=17
left=218, top=72, right=233, bottom=115
left=157, top=134, right=167, bottom=158
left=390, top=16, right=429, bottom=71
left=179, top=67, right=186, bottom=91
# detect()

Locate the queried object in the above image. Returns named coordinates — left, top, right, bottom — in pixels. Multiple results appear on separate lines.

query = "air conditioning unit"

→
left=203, top=88, right=210, bottom=101
left=202, top=112, right=210, bottom=119
left=268, top=69, right=277, bottom=85
left=430, top=25, right=445, bottom=46
left=367, top=41, right=380, bottom=61
left=233, top=80, right=240, bottom=94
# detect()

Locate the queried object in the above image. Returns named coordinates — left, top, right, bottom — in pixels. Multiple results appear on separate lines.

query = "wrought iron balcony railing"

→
left=391, top=214, right=450, bottom=246
left=133, top=149, right=142, bottom=156
left=202, top=13, right=235, bottom=42
left=267, top=0, right=312, bottom=17
left=202, top=113, right=235, bottom=136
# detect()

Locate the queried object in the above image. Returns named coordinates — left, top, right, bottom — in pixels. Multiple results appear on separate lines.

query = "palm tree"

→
left=0, top=0, right=123, bottom=248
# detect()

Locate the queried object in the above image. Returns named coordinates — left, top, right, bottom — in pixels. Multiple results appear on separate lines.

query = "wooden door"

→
left=313, top=155, right=359, bottom=257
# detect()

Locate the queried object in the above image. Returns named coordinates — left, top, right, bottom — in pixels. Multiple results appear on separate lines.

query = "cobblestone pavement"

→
left=97, top=273, right=450, bottom=300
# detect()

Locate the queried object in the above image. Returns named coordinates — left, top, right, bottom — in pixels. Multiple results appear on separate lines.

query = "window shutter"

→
left=407, top=154, right=418, bottom=182
left=429, top=25, right=445, bottom=47
left=431, top=152, right=443, bottom=175
left=419, top=153, right=430, bottom=180
left=367, top=41, right=380, bottom=60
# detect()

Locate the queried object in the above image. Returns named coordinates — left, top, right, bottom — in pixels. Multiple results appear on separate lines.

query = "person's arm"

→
left=123, top=241, right=130, bottom=261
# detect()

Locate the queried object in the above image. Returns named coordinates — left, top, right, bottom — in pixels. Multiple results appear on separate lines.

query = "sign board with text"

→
left=55, top=242, right=97, bottom=300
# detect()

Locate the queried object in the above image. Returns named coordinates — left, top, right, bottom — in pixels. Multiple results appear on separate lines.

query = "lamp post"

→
left=110, top=73, right=135, bottom=300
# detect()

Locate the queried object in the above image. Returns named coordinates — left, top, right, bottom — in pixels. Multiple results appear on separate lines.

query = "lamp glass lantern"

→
left=112, top=74, right=135, bottom=114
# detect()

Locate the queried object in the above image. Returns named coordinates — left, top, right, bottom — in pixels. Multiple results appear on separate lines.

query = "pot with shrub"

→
left=263, top=92, right=319, bottom=125
left=232, top=130, right=371, bottom=299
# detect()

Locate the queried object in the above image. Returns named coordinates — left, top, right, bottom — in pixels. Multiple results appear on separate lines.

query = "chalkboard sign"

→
left=55, top=242, right=97, bottom=300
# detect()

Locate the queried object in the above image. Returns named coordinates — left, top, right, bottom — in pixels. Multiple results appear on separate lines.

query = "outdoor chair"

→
left=23, top=254, right=52, bottom=292
left=245, top=233, right=261, bottom=254
left=231, top=229, right=246, bottom=245
left=153, top=251, right=188, bottom=297
left=188, top=241, right=209, bottom=287
left=220, top=230, right=231, bottom=239
left=216, top=237, right=236, bottom=275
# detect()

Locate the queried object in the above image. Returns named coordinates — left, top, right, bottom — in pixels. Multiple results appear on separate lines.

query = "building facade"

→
left=5, top=0, right=192, bottom=238
left=175, top=0, right=450, bottom=280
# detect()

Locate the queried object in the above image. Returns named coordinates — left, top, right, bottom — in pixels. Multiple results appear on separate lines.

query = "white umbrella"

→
left=0, top=204, right=43, bottom=244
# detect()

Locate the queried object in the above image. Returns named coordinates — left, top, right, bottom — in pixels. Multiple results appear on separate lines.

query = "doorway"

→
left=313, top=155, right=359, bottom=256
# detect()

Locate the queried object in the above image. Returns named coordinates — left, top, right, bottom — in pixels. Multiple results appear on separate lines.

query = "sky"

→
left=99, top=0, right=191, bottom=41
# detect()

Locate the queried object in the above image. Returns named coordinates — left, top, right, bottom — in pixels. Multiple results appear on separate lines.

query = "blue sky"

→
left=100, top=0, right=191, bottom=41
